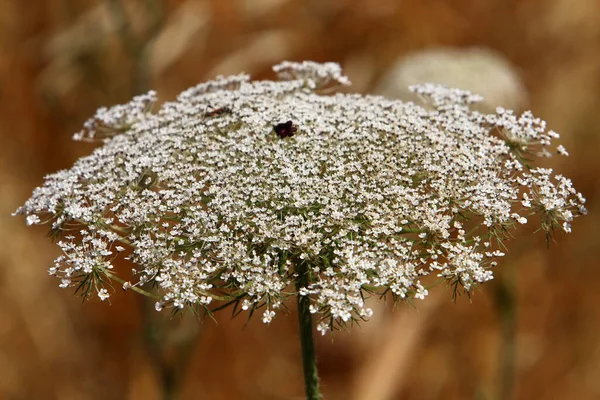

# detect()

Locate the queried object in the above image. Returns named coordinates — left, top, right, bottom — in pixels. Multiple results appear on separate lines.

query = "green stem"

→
left=295, top=261, right=321, bottom=400
left=102, top=268, right=160, bottom=299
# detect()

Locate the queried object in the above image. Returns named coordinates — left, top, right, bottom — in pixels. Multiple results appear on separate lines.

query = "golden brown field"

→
left=1, top=1, right=599, bottom=399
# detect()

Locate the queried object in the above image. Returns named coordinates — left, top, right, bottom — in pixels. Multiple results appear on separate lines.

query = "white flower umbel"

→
left=16, top=61, right=586, bottom=332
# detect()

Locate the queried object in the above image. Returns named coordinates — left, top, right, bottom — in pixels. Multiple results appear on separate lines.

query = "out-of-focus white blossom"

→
left=376, top=47, right=527, bottom=112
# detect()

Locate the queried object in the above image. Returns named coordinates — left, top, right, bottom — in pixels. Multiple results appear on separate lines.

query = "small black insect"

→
left=204, top=106, right=232, bottom=118
left=274, top=120, right=297, bottom=138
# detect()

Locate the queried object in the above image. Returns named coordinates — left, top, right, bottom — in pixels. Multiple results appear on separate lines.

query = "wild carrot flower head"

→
left=15, top=61, right=586, bottom=334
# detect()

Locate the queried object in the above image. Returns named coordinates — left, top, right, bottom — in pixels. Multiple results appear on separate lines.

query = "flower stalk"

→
left=296, top=260, right=321, bottom=400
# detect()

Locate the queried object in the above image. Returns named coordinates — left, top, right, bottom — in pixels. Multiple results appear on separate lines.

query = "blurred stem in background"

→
left=140, top=299, right=200, bottom=400
left=494, top=262, right=517, bottom=400
left=108, top=0, right=165, bottom=94
left=107, top=2, right=199, bottom=399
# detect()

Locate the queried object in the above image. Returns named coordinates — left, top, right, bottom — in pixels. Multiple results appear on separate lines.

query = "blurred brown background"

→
left=1, top=0, right=599, bottom=399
